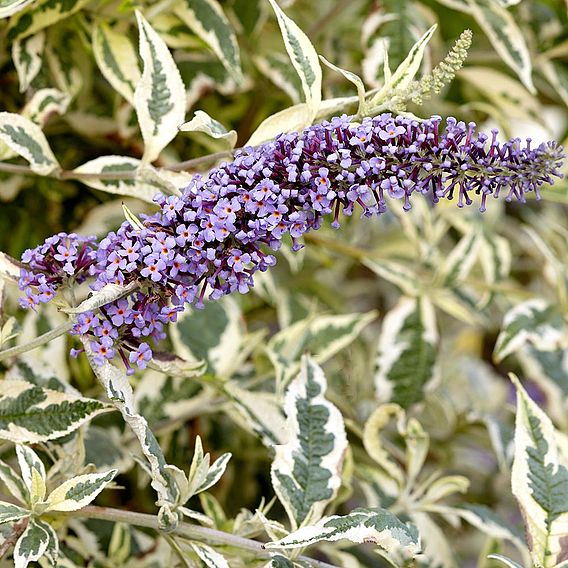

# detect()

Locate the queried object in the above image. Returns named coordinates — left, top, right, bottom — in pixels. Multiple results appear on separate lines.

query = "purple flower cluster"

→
left=18, top=114, right=564, bottom=372
left=19, top=232, right=98, bottom=310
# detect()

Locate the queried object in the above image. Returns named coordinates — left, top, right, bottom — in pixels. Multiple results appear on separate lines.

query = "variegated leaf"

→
left=171, top=296, right=244, bottom=378
left=12, top=31, right=45, bottom=92
left=0, top=381, right=110, bottom=444
left=0, top=0, right=35, bottom=18
left=45, top=470, right=117, bottom=512
left=22, top=88, right=71, bottom=126
left=319, top=56, right=366, bottom=116
left=363, top=258, right=421, bottom=296
left=370, top=24, right=437, bottom=105
left=224, top=383, right=287, bottom=446
left=264, top=507, right=420, bottom=556
left=40, top=519, right=58, bottom=566
left=440, top=228, right=481, bottom=286
left=13, top=518, right=50, bottom=568
left=16, top=444, right=45, bottom=497
left=0, top=459, right=28, bottom=503
left=7, top=0, right=89, bottom=42
left=375, top=296, right=438, bottom=407
left=93, top=23, right=141, bottom=105
left=539, top=58, right=568, bottom=108
left=196, top=452, right=232, bottom=495
left=134, top=11, right=186, bottom=163
left=174, top=0, right=243, bottom=83
left=245, top=96, right=358, bottom=147
left=511, top=375, right=568, bottom=568
left=465, top=0, right=534, bottom=92
left=272, top=356, right=347, bottom=529
left=493, top=299, right=566, bottom=363
left=82, top=343, right=178, bottom=510
left=0, top=251, right=21, bottom=282
left=61, top=282, right=138, bottom=315
left=72, top=156, right=158, bottom=203
left=179, top=110, right=237, bottom=147
left=44, top=41, right=83, bottom=99
left=254, top=52, right=302, bottom=104
left=267, top=0, right=322, bottom=123
left=0, top=502, right=29, bottom=524
left=0, top=112, right=59, bottom=175
left=267, top=311, right=377, bottom=386
left=190, top=543, right=230, bottom=568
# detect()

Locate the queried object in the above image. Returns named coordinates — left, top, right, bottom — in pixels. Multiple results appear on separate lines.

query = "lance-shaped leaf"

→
left=15, top=444, right=45, bottom=497
left=511, top=375, right=568, bottom=567
left=494, top=299, right=566, bottom=363
left=370, top=24, right=437, bottom=105
left=0, top=0, right=35, bottom=18
left=60, top=282, right=138, bottom=315
left=44, top=470, right=117, bottom=512
left=254, top=52, right=303, bottom=104
left=267, top=0, right=322, bottom=123
left=7, top=0, right=89, bottom=42
left=82, top=342, right=178, bottom=510
left=174, top=0, right=243, bottom=83
left=195, top=452, right=232, bottom=495
left=0, top=251, right=21, bottom=282
left=134, top=11, right=186, bottom=163
left=374, top=296, right=438, bottom=408
left=191, top=543, right=230, bottom=568
left=0, top=502, right=30, bottom=524
left=271, top=356, right=348, bottom=529
left=0, top=381, right=110, bottom=444
left=179, top=110, right=237, bottom=148
left=264, top=507, right=420, bottom=556
left=22, top=88, right=71, bottom=126
left=319, top=56, right=366, bottom=116
left=439, top=228, right=481, bottom=286
left=13, top=518, right=50, bottom=568
left=0, top=459, right=27, bottom=503
left=465, top=0, right=534, bottom=92
left=93, top=23, right=140, bottom=105
left=224, top=383, right=287, bottom=446
left=0, top=112, right=59, bottom=175
left=171, top=296, right=244, bottom=378
left=72, top=156, right=157, bottom=203
left=12, top=31, right=45, bottom=93
left=363, top=258, right=422, bottom=296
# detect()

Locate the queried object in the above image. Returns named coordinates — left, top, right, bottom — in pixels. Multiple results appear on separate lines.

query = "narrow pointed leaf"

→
left=0, top=112, right=59, bottom=175
left=134, top=11, right=186, bottom=163
left=494, top=299, right=566, bottom=363
left=271, top=355, right=348, bottom=529
left=12, top=31, right=45, bottom=92
left=45, top=470, right=117, bottom=512
left=190, top=543, right=230, bottom=568
left=93, top=23, right=140, bottom=104
left=0, top=0, right=35, bottom=18
left=511, top=375, right=568, bottom=567
left=264, top=507, right=420, bottom=555
left=196, top=453, right=232, bottom=494
left=179, top=110, right=237, bottom=148
left=13, top=518, right=50, bottom=568
left=174, top=0, right=243, bottom=83
left=0, top=502, right=30, bottom=524
left=375, top=296, right=438, bottom=407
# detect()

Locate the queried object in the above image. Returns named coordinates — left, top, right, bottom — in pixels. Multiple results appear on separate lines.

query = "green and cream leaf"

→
left=271, top=355, right=347, bottom=529
left=93, top=23, right=141, bottom=105
left=45, top=470, right=117, bottom=512
left=0, top=381, right=110, bottom=444
left=511, top=375, right=568, bottom=568
left=465, top=0, right=534, bottom=92
left=0, top=459, right=28, bottom=503
left=72, top=156, right=158, bottom=203
left=494, top=300, right=566, bottom=363
left=179, top=110, right=237, bottom=148
left=0, top=502, right=30, bottom=524
left=0, top=0, right=35, bottom=18
left=264, top=507, right=420, bottom=556
left=174, top=0, right=243, bottom=83
left=267, top=0, right=322, bottom=123
left=13, top=518, right=50, bottom=568
left=12, top=31, right=45, bottom=93
left=134, top=11, right=186, bottom=163
left=190, top=543, right=230, bottom=568
left=22, top=89, right=71, bottom=126
left=375, top=296, right=438, bottom=408
left=0, top=112, right=59, bottom=175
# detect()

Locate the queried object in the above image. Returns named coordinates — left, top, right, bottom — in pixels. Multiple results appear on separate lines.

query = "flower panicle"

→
left=18, top=113, right=565, bottom=372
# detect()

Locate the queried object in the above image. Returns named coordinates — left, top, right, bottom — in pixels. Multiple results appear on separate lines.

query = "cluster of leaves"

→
left=0, top=0, right=567, bottom=566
